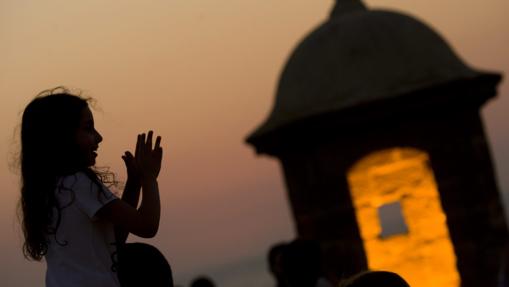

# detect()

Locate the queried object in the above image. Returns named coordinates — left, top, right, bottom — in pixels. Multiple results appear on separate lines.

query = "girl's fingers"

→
left=135, top=134, right=142, bottom=158
left=136, top=134, right=141, bottom=156
left=154, top=136, right=161, bottom=150
left=122, top=151, right=134, bottom=165
left=135, top=132, right=161, bottom=170
left=139, top=133, right=146, bottom=155
left=157, top=147, right=163, bottom=161
left=121, top=154, right=129, bottom=165
left=146, top=131, right=153, bottom=151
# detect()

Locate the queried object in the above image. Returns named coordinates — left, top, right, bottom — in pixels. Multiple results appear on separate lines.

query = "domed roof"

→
left=247, top=0, right=497, bottom=147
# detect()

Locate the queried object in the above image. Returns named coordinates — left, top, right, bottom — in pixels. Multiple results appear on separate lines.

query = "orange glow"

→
left=347, top=148, right=460, bottom=287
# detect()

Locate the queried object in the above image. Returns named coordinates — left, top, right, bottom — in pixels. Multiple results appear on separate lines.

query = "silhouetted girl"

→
left=19, top=88, right=163, bottom=287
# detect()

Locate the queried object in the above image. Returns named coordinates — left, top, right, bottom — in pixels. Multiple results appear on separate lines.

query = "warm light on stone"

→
left=347, top=148, right=460, bottom=287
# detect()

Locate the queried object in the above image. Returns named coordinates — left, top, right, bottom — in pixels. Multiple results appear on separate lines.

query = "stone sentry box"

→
left=246, top=1, right=508, bottom=286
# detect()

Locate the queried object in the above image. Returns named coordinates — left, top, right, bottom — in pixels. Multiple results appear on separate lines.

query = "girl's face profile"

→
left=75, top=106, right=103, bottom=167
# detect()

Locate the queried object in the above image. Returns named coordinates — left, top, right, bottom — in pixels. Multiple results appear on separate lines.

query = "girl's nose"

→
left=96, top=130, right=103, bottom=143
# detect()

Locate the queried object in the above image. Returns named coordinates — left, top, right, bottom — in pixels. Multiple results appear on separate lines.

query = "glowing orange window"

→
left=347, top=148, right=460, bottom=287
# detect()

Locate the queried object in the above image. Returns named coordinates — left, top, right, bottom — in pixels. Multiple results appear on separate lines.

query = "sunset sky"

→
left=2, top=1, right=509, bottom=286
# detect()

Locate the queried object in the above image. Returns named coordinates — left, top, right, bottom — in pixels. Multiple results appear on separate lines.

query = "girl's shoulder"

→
left=57, top=171, right=94, bottom=187
left=57, top=170, right=112, bottom=196
left=56, top=171, right=117, bottom=216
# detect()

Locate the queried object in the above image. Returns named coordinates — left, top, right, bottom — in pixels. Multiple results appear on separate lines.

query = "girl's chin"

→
left=89, top=152, right=97, bottom=165
left=87, top=158, right=96, bottom=167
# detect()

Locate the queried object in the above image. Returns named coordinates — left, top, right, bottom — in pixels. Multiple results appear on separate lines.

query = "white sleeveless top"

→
left=45, top=172, right=120, bottom=287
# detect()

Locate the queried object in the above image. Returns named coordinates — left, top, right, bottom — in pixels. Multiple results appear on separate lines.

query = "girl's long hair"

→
left=20, top=88, right=115, bottom=261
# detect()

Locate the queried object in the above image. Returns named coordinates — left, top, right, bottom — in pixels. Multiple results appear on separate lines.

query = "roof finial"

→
left=330, top=0, right=367, bottom=18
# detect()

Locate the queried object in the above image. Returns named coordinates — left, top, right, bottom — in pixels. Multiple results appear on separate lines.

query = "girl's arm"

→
left=98, top=131, right=162, bottom=238
left=99, top=177, right=160, bottom=238
left=115, top=175, right=141, bottom=243
left=114, top=147, right=142, bottom=243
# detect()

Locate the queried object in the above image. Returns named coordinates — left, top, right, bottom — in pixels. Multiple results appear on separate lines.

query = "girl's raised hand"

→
left=135, top=131, right=163, bottom=181
left=121, top=151, right=139, bottom=183
left=121, top=134, right=143, bottom=184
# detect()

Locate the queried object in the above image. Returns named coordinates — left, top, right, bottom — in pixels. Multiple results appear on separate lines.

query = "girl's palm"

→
left=136, top=131, right=163, bottom=180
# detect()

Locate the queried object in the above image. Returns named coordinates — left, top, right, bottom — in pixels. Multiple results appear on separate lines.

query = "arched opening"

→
left=347, top=147, right=460, bottom=287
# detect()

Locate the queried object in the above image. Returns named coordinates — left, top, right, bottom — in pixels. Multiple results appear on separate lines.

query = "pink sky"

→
left=1, top=1, right=509, bottom=286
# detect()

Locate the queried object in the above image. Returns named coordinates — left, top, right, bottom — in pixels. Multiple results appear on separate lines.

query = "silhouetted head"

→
left=340, top=271, right=410, bottom=287
left=190, top=276, right=215, bottom=287
left=19, top=87, right=103, bottom=260
left=117, top=243, right=174, bottom=287
left=21, top=89, right=101, bottom=174
left=268, top=242, right=288, bottom=286
left=281, top=239, right=322, bottom=287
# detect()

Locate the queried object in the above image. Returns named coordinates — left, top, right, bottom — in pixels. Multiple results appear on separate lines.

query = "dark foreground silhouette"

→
left=117, top=243, right=173, bottom=287
left=340, top=271, right=410, bottom=287
left=190, top=276, right=216, bottom=287
left=268, top=240, right=411, bottom=287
